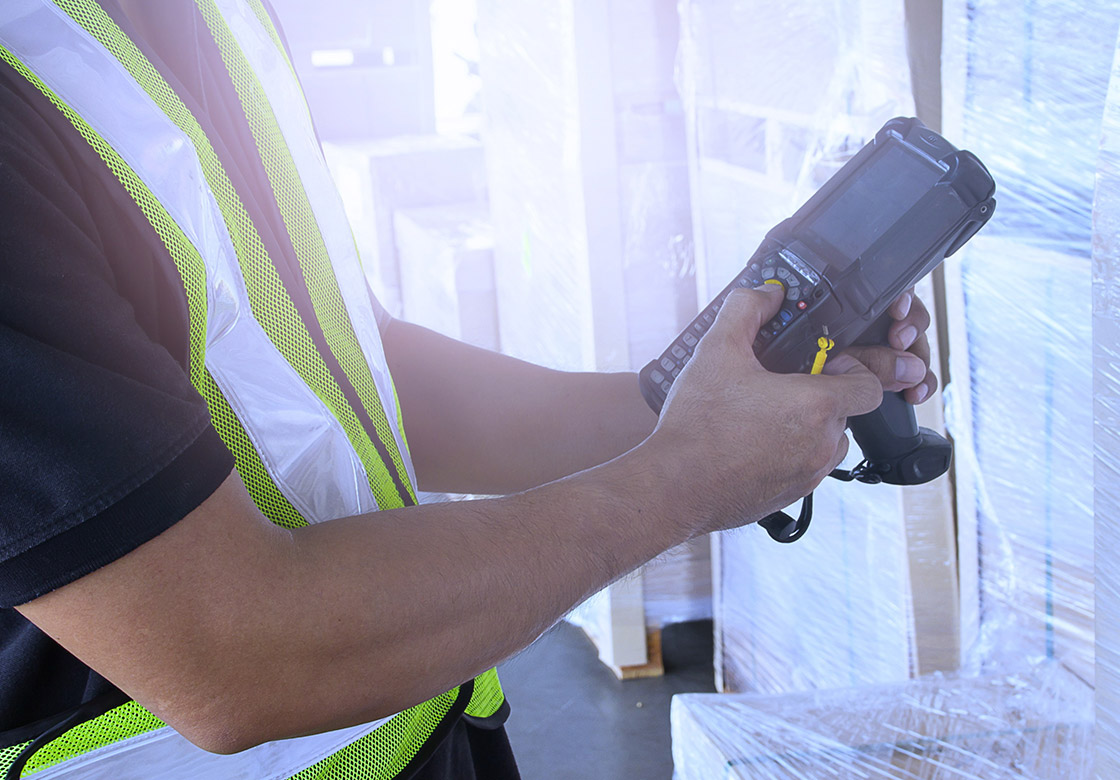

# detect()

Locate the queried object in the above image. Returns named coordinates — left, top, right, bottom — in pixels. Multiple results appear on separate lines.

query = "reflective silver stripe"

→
left=0, top=0, right=380, bottom=523
left=214, top=0, right=419, bottom=493
left=27, top=718, right=390, bottom=780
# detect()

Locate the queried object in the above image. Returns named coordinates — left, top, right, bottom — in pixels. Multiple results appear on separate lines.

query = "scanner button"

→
left=786, top=287, right=800, bottom=302
left=749, top=263, right=761, bottom=273
left=776, top=267, right=792, bottom=281
left=797, top=300, right=808, bottom=310
left=701, top=312, right=714, bottom=325
left=661, top=380, right=673, bottom=393
left=682, top=332, right=698, bottom=347
left=650, top=369, right=665, bottom=384
left=786, top=275, right=800, bottom=286
left=762, top=267, right=776, bottom=279
left=671, top=366, right=682, bottom=378
left=778, top=309, right=793, bottom=323
left=660, top=357, right=676, bottom=372
left=671, top=345, right=688, bottom=360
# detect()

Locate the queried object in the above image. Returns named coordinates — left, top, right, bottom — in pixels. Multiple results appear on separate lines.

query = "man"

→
left=0, top=0, right=938, bottom=777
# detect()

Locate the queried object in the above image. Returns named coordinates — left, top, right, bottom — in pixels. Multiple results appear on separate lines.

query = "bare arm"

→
left=382, top=318, right=658, bottom=494
left=18, top=287, right=885, bottom=754
left=382, top=289, right=936, bottom=495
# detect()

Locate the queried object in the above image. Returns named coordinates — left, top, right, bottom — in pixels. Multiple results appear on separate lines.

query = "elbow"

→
left=155, top=686, right=280, bottom=755
left=180, top=724, right=257, bottom=756
left=172, top=709, right=268, bottom=756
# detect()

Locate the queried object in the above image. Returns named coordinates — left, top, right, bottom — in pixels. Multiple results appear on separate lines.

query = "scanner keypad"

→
left=642, top=249, right=819, bottom=408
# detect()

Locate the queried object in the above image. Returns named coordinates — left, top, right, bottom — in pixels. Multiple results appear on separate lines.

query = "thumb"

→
left=709, top=284, right=786, bottom=354
left=820, top=353, right=886, bottom=417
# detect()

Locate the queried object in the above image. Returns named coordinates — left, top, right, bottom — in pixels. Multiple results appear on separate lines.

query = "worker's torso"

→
left=0, top=1, right=503, bottom=776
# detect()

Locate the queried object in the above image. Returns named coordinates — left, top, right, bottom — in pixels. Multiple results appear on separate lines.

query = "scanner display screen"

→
left=803, top=142, right=945, bottom=261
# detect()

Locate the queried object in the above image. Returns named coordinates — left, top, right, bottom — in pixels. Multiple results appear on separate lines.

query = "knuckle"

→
left=806, top=389, right=839, bottom=426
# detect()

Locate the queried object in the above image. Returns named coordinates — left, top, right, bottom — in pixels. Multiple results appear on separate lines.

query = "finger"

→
left=709, top=285, right=786, bottom=355
left=904, top=368, right=939, bottom=405
left=889, top=287, right=915, bottom=320
left=889, top=293, right=931, bottom=350
left=816, top=353, right=884, bottom=417
left=904, top=330, right=932, bottom=372
left=840, top=345, right=927, bottom=392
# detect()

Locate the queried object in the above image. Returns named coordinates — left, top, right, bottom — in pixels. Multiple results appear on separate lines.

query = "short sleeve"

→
left=0, top=69, right=234, bottom=607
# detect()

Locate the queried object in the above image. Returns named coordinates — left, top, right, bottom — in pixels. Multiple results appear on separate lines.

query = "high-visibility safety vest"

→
left=0, top=0, right=505, bottom=777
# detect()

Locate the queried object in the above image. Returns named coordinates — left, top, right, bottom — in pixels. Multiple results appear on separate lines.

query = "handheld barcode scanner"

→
left=638, top=117, right=996, bottom=543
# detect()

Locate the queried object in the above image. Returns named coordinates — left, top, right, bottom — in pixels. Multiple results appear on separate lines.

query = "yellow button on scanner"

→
left=764, top=279, right=784, bottom=288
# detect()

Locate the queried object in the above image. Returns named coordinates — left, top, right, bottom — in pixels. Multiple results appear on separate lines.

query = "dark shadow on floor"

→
left=498, top=620, right=716, bottom=780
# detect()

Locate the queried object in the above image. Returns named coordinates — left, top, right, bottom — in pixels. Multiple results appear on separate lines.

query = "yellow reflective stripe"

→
left=0, top=45, right=202, bottom=395
left=194, top=0, right=417, bottom=506
left=53, top=0, right=406, bottom=511
left=285, top=687, right=462, bottom=780
left=242, top=0, right=316, bottom=134
left=464, top=668, right=506, bottom=720
left=202, top=371, right=308, bottom=529
left=23, top=703, right=163, bottom=776
left=3, top=16, right=309, bottom=531
left=392, top=383, right=412, bottom=459
left=0, top=43, right=485, bottom=774
left=245, top=0, right=286, bottom=62
left=0, top=743, right=25, bottom=778
left=243, top=0, right=303, bottom=86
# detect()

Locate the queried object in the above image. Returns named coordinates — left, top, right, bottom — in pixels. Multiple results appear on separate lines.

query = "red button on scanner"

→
left=797, top=301, right=808, bottom=310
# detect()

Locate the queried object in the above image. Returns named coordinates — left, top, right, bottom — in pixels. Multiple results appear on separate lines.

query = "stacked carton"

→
left=1093, top=26, right=1120, bottom=776
left=393, top=202, right=498, bottom=351
left=672, top=666, right=1093, bottom=780
left=678, top=0, right=928, bottom=696
left=476, top=0, right=705, bottom=669
left=323, top=135, right=487, bottom=316
left=940, top=0, right=1118, bottom=683
left=672, top=0, right=1119, bottom=777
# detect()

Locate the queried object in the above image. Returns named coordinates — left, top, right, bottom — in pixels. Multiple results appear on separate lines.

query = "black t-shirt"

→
left=0, top=3, right=516, bottom=776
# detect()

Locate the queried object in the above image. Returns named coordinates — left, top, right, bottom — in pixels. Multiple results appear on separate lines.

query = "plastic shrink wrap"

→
left=477, top=0, right=708, bottom=653
left=672, top=2, right=1119, bottom=777
left=393, top=202, right=499, bottom=351
left=940, top=0, right=1120, bottom=685
left=679, top=0, right=929, bottom=694
left=322, top=135, right=488, bottom=317
left=476, top=0, right=694, bottom=374
left=671, top=665, right=1093, bottom=780
left=1094, top=24, right=1120, bottom=780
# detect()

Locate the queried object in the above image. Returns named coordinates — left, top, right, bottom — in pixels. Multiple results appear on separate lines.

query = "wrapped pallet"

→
left=393, top=202, right=499, bottom=351
left=940, top=0, right=1120, bottom=684
left=671, top=665, right=1093, bottom=780
left=1094, top=24, right=1120, bottom=779
left=476, top=0, right=703, bottom=674
left=678, top=0, right=955, bottom=693
left=323, top=135, right=488, bottom=316
left=476, top=0, right=694, bottom=373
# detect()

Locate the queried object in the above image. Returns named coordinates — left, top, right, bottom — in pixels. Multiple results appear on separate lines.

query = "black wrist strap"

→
left=757, top=492, right=813, bottom=543
left=757, top=461, right=890, bottom=544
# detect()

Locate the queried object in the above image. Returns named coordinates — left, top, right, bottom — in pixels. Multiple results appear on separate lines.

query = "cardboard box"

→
left=393, top=201, right=499, bottom=351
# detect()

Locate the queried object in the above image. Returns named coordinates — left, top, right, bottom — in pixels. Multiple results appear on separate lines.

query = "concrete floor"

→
left=498, top=620, right=716, bottom=780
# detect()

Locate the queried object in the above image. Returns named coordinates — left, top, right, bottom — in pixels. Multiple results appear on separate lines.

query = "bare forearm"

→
left=383, top=319, right=658, bottom=494
left=20, top=289, right=891, bottom=754
left=22, top=449, right=694, bottom=753
left=272, top=447, right=687, bottom=741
